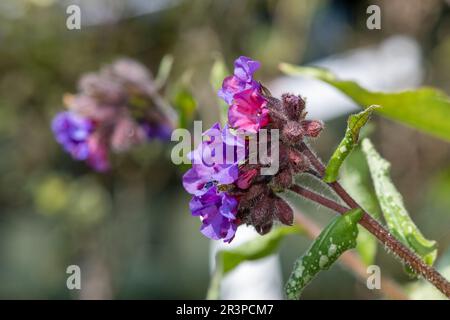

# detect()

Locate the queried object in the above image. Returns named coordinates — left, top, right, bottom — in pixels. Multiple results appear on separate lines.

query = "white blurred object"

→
left=270, top=35, right=423, bottom=121
left=211, top=35, right=424, bottom=300
left=58, top=0, right=180, bottom=26
left=210, top=225, right=284, bottom=300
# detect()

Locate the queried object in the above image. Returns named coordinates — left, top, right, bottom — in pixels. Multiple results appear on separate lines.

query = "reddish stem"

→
left=290, top=185, right=348, bottom=214
left=296, top=142, right=450, bottom=298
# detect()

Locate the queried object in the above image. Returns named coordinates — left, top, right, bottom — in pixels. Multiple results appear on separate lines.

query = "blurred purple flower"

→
left=218, top=56, right=261, bottom=105
left=53, top=58, right=175, bottom=171
left=142, top=122, right=172, bottom=140
left=51, top=111, right=94, bottom=161
left=189, top=186, right=238, bottom=243
left=52, top=112, right=110, bottom=171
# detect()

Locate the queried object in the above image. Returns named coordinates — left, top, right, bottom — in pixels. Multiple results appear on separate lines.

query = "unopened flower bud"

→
left=288, top=148, right=310, bottom=173
left=270, top=168, right=293, bottom=192
left=236, top=167, right=259, bottom=189
left=255, top=221, right=273, bottom=235
left=282, top=93, right=305, bottom=121
left=238, top=183, right=267, bottom=209
left=301, top=120, right=323, bottom=138
left=273, top=196, right=294, bottom=226
left=251, top=194, right=274, bottom=235
left=282, top=121, right=304, bottom=145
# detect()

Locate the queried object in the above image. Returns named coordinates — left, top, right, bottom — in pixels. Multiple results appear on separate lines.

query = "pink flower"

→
left=218, top=56, right=261, bottom=105
left=228, top=88, right=269, bottom=133
left=86, top=133, right=110, bottom=172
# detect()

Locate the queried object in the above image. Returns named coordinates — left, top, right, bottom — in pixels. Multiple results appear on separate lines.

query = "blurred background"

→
left=0, top=0, right=449, bottom=299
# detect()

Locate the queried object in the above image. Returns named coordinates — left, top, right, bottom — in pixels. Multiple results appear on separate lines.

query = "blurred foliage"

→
left=209, top=54, right=230, bottom=125
left=279, top=64, right=450, bottom=142
left=170, top=71, right=197, bottom=130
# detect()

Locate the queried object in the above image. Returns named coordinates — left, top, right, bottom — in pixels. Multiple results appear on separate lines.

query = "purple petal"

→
left=51, top=111, right=94, bottom=161
left=182, top=165, right=211, bottom=196
left=189, top=187, right=238, bottom=242
left=234, top=56, right=261, bottom=82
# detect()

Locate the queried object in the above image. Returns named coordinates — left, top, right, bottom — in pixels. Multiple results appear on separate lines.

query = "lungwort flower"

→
left=218, top=56, right=269, bottom=133
left=51, top=111, right=110, bottom=172
left=182, top=123, right=245, bottom=242
left=228, top=88, right=269, bottom=133
left=189, top=186, right=238, bottom=242
left=52, top=58, right=176, bottom=171
left=218, top=56, right=261, bottom=105
left=183, top=56, right=324, bottom=242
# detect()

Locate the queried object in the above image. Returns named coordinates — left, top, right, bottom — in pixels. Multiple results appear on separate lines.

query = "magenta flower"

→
left=218, top=56, right=269, bottom=133
left=86, top=133, right=110, bottom=172
left=218, top=56, right=261, bottom=105
left=189, top=186, right=238, bottom=243
left=228, top=88, right=270, bottom=133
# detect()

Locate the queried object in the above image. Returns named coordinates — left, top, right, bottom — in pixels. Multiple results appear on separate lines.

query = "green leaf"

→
left=324, top=105, right=379, bottom=183
left=170, top=71, right=197, bottom=129
left=285, top=208, right=363, bottom=300
left=361, top=139, right=437, bottom=269
left=279, top=63, right=450, bottom=142
left=207, top=225, right=302, bottom=300
left=155, top=54, right=174, bottom=88
left=210, top=56, right=230, bottom=125
left=172, top=88, right=197, bottom=129
left=355, top=227, right=377, bottom=267
left=341, top=147, right=381, bottom=265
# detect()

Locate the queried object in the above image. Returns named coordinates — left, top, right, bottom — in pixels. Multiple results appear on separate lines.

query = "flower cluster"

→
left=182, top=123, right=245, bottom=242
left=183, top=56, right=324, bottom=242
left=52, top=58, right=174, bottom=171
left=218, top=56, right=269, bottom=133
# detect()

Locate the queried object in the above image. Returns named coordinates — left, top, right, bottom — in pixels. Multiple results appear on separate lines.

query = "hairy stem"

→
left=296, top=142, right=450, bottom=298
left=293, top=209, right=408, bottom=300
left=290, top=185, right=348, bottom=214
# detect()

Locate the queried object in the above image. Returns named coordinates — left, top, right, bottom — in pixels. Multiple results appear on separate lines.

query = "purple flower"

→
left=51, top=111, right=110, bottom=171
left=189, top=186, right=238, bottom=242
left=234, top=56, right=261, bottom=82
left=51, top=111, right=93, bottom=160
left=217, top=56, right=270, bottom=133
left=142, top=122, right=173, bottom=141
left=182, top=123, right=245, bottom=196
left=218, top=56, right=261, bottom=105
